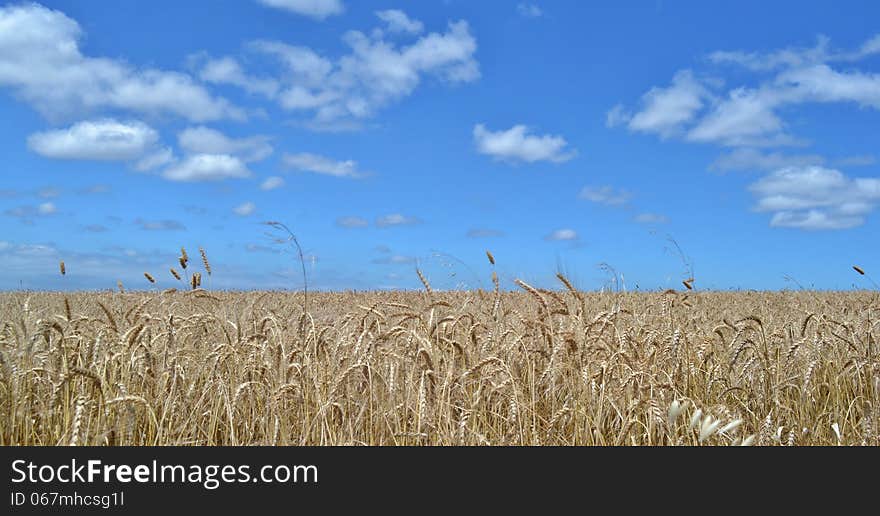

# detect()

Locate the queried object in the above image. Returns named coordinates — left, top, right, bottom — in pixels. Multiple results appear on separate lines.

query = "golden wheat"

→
left=0, top=284, right=877, bottom=446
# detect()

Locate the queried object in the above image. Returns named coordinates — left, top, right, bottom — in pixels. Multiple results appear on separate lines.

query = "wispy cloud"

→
left=709, top=148, right=825, bottom=173
left=376, top=214, right=420, bottom=228
left=82, top=224, right=108, bottom=233
left=134, top=218, right=186, bottom=231
left=578, top=186, right=631, bottom=206
left=37, top=187, right=61, bottom=199
left=634, top=213, right=669, bottom=224
left=517, top=3, right=543, bottom=18
left=195, top=55, right=280, bottom=98
left=4, top=202, right=57, bottom=223
left=473, top=123, right=576, bottom=163
left=283, top=153, right=366, bottom=178
left=178, top=126, right=272, bottom=162
left=371, top=254, right=416, bottom=265
left=545, top=228, right=578, bottom=241
left=233, top=202, right=256, bottom=216
left=466, top=228, right=505, bottom=238
left=260, top=176, right=285, bottom=191
left=336, top=216, right=369, bottom=228
left=376, top=9, right=424, bottom=34
left=256, top=0, right=344, bottom=20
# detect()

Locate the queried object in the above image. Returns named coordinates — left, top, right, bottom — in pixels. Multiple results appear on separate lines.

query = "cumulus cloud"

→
left=612, top=33, right=880, bottom=147
left=178, top=126, right=273, bottom=162
left=134, top=219, right=186, bottom=231
left=27, top=119, right=159, bottom=161
left=634, top=213, right=669, bottom=224
left=260, top=176, right=285, bottom=191
left=241, top=18, right=479, bottom=128
left=283, top=153, right=364, bottom=178
left=578, top=186, right=631, bottom=206
left=376, top=214, right=420, bottom=228
left=336, top=216, right=369, bottom=228
left=545, top=228, right=578, bottom=241
left=0, top=4, right=243, bottom=121
left=685, top=87, right=788, bottom=146
left=627, top=70, right=711, bottom=138
left=375, top=10, right=423, bottom=34
left=473, top=124, right=576, bottom=163
left=256, top=0, right=344, bottom=20
left=233, top=202, right=256, bottom=216
left=162, top=154, right=252, bottom=182
left=749, top=166, right=880, bottom=230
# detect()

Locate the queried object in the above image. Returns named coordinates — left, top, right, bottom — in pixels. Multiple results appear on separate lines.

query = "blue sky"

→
left=1, top=0, right=879, bottom=291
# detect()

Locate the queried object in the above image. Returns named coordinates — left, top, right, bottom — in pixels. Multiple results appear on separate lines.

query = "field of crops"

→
left=1, top=284, right=878, bottom=446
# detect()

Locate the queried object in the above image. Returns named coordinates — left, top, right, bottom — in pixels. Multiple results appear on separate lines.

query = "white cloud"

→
left=545, top=229, right=578, bottom=241
left=708, top=36, right=831, bottom=71
left=627, top=70, right=711, bottom=138
left=686, top=87, right=787, bottom=146
left=233, top=202, right=256, bottom=216
left=709, top=148, right=825, bottom=173
left=634, top=213, right=668, bottom=224
left=256, top=0, right=344, bottom=20
left=162, top=154, right=252, bottom=182
left=283, top=152, right=364, bottom=177
left=260, top=176, right=285, bottom=191
left=776, top=64, right=880, bottom=109
left=614, top=33, right=880, bottom=148
left=0, top=4, right=244, bottom=121
left=248, top=19, right=478, bottom=127
left=605, top=104, right=631, bottom=128
left=375, top=10, right=423, bottom=34
left=517, top=3, right=543, bottom=18
left=376, top=214, right=420, bottom=227
left=578, top=186, right=631, bottom=206
left=37, top=202, right=56, bottom=215
left=27, top=119, right=158, bottom=161
left=197, top=56, right=279, bottom=98
left=336, top=216, right=369, bottom=228
left=749, top=166, right=880, bottom=230
left=709, top=34, right=880, bottom=70
left=473, top=124, right=576, bottom=163
left=134, top=147, right=176, bottom=171
left=178, top=126, right=273, bottom=162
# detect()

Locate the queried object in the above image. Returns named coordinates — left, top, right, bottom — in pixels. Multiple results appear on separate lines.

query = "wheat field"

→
left=1, top=275, right=878, bottom=446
